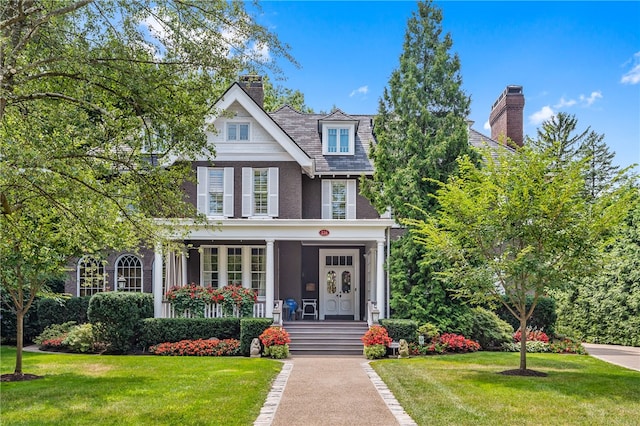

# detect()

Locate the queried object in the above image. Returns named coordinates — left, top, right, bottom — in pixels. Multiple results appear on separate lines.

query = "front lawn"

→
left=372, top=352, right=640, bottom=426
left=0, top=346, right=281, bottom=425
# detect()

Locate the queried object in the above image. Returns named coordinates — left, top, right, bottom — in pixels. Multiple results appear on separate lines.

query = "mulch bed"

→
left=1, top=373, right=44, bottom=382
left=499, top=369, right=548, bottom=377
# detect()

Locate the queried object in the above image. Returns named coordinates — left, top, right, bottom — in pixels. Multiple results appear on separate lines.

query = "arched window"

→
left=115, top=254, right=143, bottom=292
left=78, top=256, right=106, bottom=296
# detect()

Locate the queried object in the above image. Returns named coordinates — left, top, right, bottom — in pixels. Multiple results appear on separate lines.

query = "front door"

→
left=319, top=249, right=359, bottom=320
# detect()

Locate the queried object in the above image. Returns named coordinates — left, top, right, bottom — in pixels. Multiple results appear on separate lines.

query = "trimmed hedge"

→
left=239, top=318, right=273, bottom=356
left=139, top=318, right=241, bottom=349
left=379, top=319, right=419, bottom=343
left=88, top=292, right=153, bottom=353
left=37, top=296, right=91, bottom=331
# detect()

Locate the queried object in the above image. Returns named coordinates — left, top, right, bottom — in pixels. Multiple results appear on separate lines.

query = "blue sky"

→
left=252, top=1, right=640, bottom=170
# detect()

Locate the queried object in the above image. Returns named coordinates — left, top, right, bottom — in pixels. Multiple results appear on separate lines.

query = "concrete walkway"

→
left=582, top=343, right=640, bottom=372
left=255, top=356, right=416, bottom=426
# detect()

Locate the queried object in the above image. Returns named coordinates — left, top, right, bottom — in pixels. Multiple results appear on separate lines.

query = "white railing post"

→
left=153, top=244, right=164, bottom=318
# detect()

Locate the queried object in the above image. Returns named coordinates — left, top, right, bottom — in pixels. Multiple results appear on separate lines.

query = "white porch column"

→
left=181, top=251, right=188, bottom=285
left=153, top=244, right=164, bottom=318
left=376, top=239, right=386, bottom=320
left=265, top=239, right=275, bottom=318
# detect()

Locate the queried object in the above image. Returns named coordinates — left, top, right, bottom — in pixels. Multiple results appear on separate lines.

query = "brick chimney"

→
left=239, top=75, right=264, bottom=108
left=489, top=85, right=525, bottom=147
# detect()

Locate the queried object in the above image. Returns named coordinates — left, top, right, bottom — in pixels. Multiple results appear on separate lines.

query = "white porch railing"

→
left=161, top=301, right=266, bottom=318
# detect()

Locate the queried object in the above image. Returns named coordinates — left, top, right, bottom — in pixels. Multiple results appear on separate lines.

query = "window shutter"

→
left=321, top=180, right=332, bottom=219
left=197, top=167, right=208, bottom=215
left=241, top=167, right=252, bottom=217
left=346, top=180, right=357, bottom=219
left=223, top=167, right=234, bottom=217
left=267, top=167, right=279, bottom=217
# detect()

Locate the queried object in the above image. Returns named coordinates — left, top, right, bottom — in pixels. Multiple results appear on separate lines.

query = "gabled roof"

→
left=468, top=127, right=516, bottom=161
left=212, top=83, right=314, bottom=175
left=269, top=106, right=375, bottom=174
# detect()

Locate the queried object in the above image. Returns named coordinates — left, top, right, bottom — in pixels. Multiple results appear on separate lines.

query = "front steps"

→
left=284, top=320, right=368, bottom=356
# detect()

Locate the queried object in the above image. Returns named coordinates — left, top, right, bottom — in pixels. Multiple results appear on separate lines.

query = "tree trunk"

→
left=14, top=309, right=24, bottom=376
left=519, top=315, right=527, bottom=371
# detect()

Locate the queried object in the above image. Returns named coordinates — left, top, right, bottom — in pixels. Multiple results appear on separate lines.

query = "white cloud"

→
left=249, top=42, right=271, bottom=63
left=483, top=120, right=491, bottom=131
left=349, top=85, right=369, bottom=97
left=554, top=97, right=577, bottom=108
left=529, top=106, right=555, bottom=125
left=579, top=91, right=602, bottom=106
left=621, top=51, right=640, bottom=85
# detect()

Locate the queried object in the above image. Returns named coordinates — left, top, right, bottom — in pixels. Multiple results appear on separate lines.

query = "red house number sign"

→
left=319, top=229, right=330, bottom=237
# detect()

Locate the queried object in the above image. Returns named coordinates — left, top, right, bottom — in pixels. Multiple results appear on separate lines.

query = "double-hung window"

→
left=251, top=248, right=266, bottom=298
left=242, top=167, right=278, bottom=217
left=322, top=123, right=355, bottom=155
left=227, top=123, right=249, bottom=141
left=197, top=167, right=234, bottom=217
left=322, top=179, right=357, bottom=219
left=202, top=247, right=219, bottom=288
left=200, top=245, right=266, bottom=300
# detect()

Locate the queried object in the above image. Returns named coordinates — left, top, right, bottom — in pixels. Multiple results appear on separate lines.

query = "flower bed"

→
left=149, top=338, right=240, bottom=356
left=409, top=332, right=480, bottom=356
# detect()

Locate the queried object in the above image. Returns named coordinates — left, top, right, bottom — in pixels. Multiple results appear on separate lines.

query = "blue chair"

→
left=284, top=298, right=298, bottom=321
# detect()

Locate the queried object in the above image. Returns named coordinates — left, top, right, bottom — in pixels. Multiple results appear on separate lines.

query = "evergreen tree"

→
left=577, top=131, right=620, bottom=200
left=361, top=1, right=476, bottom=327
left=528, top=112, right=589, bottom=165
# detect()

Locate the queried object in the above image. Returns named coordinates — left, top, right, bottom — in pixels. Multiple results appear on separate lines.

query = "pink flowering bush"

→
left=409, top=332, right=480, bottom=355
left=259, top=327, right=291, bottom=359
left=361, top=325, right=392, bottom=347
left=514, top=327, right=549, bottom=343
left=149, top=338, right=240, bottom=356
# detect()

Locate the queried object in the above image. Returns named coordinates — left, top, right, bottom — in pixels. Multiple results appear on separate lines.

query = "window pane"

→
left=116, top=254, right=142, bottom=292
left=227, top=247, right=242, bottom=285
left=251, top=247, right=266, bottom=297
left=228, top=124, right=237, bottom=140
left=78, top=256, right=105, bottom=296
left=339, top=128, right=349, bottom=152
left=239, top=124, right=249, bottom=140
left=328, top=128, right=337, bottom=152
left=208, top=169, right=224, bottom=215
left=253, top=169, right=268, bottom=215
left=203, top=247, right=219, bottom=288
left=331, top=182, right=346, bottom=219
left=326, top=270, right=337, bottom=294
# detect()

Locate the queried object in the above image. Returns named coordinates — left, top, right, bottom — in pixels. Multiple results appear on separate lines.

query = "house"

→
left=65, top=77, right=524, bottom=323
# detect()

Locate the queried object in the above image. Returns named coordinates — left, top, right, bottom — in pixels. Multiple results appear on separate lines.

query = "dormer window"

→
left=227, top=122, right=249, bottom=141
left=322, top=123, right=355, bottom=155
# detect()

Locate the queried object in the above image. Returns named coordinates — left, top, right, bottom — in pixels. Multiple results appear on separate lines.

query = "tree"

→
left=407, top=145, right=634, bottom=373
left=527, top=112, right=589, bottom=165
left=0, top=0, right=293, bottom=378
left=262, top=75, right=312, bottom=113
left=361, top=0, right=477, bottom=326
left=577, top=131, right=620, bottom=200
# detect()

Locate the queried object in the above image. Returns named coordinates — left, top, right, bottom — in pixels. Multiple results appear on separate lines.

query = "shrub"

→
left=259, top=327, right=291, bottom=347
left=470, top=307, right=514, bottom=349
left=64, top=323, right=97, bottom=353
left=40, top=337, right=67, bottom=351
left=361, top=325, right=392, bottom=347
left=364, top=344, right=387, bottom=360
left=263, top=344, right=289, bottom=359
left=139, top=317, right=240, bottom=349
left=502, top=340, right=549, bottom=353
left=36, top=296, right=91, bottom=332
left=239, top=318, right=273, bottom=356
left=35, top=321, right=77, bottom=346
left=549, top=338, right=587, bottom=355
left=417, top=323, right=440, bottom=341
left=149, top=338, right=240, bottom=356
left=408, top=341, right=446, bottom=355
left=514, top=327, right=549, bottom=343
left=379, top=319, right=418, bottom=343
left=88, top=292, right=153, bottom=353
left=438, top=333, right=480, bottom=353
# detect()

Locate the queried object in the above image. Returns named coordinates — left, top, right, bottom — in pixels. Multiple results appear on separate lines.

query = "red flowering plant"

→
left=438, top=333, right=481, bottom=353
left=361, top=325, right=392, bottom=347
left=165, top=283, right=256, bottom=318
left=259, top=326, right=291, bottom=347
left=513, top=327, right=549, bottom=343
left=149, top=339, right=240, bottom=356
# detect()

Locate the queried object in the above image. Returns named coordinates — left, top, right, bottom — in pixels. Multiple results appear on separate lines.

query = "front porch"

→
left=153, top=218, right=393, bottom=322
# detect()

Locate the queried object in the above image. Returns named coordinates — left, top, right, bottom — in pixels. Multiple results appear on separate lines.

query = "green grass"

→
left=0, top=346, right=281, bottom=426
left=372, top=352, right=640, bottom=426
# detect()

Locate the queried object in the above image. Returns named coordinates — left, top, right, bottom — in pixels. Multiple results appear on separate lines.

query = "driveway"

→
left=582, top=343, right=640, bottom=372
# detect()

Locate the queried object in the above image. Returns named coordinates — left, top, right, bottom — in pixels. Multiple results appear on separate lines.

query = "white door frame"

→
left=319, top=249, right=360, bottom=320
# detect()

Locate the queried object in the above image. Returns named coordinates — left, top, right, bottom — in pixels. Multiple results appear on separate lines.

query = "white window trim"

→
left=321, top=179, right=357, bottom=219
left=197, top=167, right=234, bottom=218
left=322, top=123, right=355, bottom=155
left=242, top=167, right=278, bottom=218
left=226, top=122, right=250, bottom=141
left=114, top=254, right=143, bottom=292
left=200, top=245, right=267, bottom=301
left=77, top=256, right=107, bottom=296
